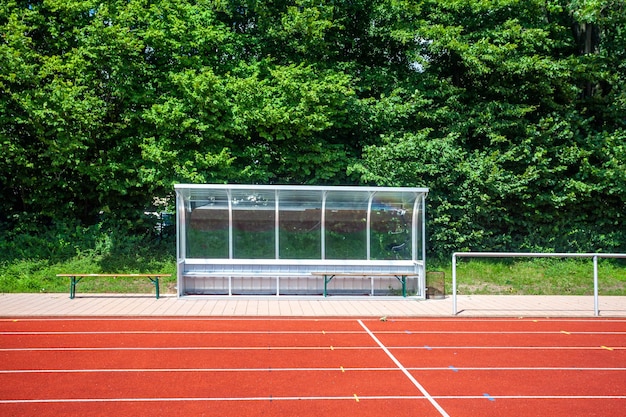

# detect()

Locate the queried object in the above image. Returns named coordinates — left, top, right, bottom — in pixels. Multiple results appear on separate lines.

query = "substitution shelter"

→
left=175, top=184, right=428, bottom=297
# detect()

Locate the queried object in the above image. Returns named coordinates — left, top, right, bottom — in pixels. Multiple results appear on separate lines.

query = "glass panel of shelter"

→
left=187, top=189, right=229, bottom=258
left=231, top=188, right=276, bottom=259
left=324, top=191, right=369, bottom=260
left=278, top=189, right=323, bottom=259
left=183, top=187, right=419, bottom=261
left=370, top=192, right=415, bottom=260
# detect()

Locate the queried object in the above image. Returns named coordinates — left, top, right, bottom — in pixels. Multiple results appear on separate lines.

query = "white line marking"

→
left=0, top=396, right=420, bottom=404
left=0, top=346, right=361, bottom=352
left=0, top=367, right=393, bottom=374
left=0, top=331, right=369, bottom=335
left=432, top=395, right=626, bottom=399
left=1, top=367, right=623, bottom=374
left=1, top=395, right=624, bottom=405
left=2, top=330, right=625, bottom=335
left=388, top=346, right=626, bottom=350
left=358, top=319, right=450, bottom=417
left=1, top=345, right=624, bottom=352
left=3, top=317, right=625, bottom=323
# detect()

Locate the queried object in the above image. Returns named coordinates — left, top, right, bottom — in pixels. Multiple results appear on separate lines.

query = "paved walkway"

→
left=1, top=293, right=625, bottom=317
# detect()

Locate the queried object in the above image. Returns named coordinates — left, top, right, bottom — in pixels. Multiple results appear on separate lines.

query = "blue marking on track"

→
left=448, top=366, right=458, bottom=372
left=483, top=393, right=495, bottom=402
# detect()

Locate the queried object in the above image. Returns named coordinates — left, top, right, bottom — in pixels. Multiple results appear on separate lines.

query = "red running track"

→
left=0, top=317, right=624, bottom=417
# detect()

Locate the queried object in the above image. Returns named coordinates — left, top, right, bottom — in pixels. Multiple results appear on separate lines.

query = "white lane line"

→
left=0, top=317, right=364, bottom=323
left=0, top=367, right=395, bottom=374
left=362, top=318, right=626, bottom=323
left=1, top=367, right=624, bottom=374
left=358, top=319, right=450, bottom=417
left=0, top=346, right=371, bottom=352
left=434, top=395, right=626, bottom=399
left=3, top=317, right=625, bottom=323
left=3, top=330, right=625, bottom=335
left=2, top=345, right=623, bottom=352
left=0, top=396, right=425, bottom=404
left=2, top=394, right=624, bottom=405
left=0, top=330, right=368, bottom=335
left=381, top=331, right=626, bottom=335
left=389, top=346, right=626, bottom=350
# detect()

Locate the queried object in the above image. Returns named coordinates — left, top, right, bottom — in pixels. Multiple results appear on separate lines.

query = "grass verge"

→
left=430, top=258, right=626, bottom=296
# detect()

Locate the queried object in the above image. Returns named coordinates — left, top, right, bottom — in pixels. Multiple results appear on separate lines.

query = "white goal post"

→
left=451, top=252, right=626, bottom=316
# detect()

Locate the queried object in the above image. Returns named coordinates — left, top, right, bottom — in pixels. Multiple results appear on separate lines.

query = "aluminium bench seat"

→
left=181, top=260, right=422, bottom=297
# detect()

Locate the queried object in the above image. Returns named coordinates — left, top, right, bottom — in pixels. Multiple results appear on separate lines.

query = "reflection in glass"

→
left=231, top=189, right=276, bottom=259
left=278, top=190, right=322, bottom=259
left=187, top=190, right=229, bottom=258
left=178, top=185, right=426, bottom=262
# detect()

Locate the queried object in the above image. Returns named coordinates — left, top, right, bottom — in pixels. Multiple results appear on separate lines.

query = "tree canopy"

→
left=1, top=0, right=624, bottom=258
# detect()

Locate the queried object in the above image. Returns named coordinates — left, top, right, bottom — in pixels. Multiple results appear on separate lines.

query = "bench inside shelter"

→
left=175, top=184, right=428, bottom=298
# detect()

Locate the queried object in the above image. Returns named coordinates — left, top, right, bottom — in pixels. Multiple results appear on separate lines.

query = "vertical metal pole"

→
left=593, top=255, right=599, bottom=317
left=409, top=194, right=421, bottom=296
left=452, top=253, right=457, bottom=315
left=70, top=276, right=76, bottom=299
left=367, top=192, right=374, bottom=260
left=227, top=190, right=233, bottom=259
left=420, top=194, right=426, bottom=263
left=321, top=191, right=327, bottom=260
left=175, top=190, right=185, bottom=297
left=275, top=190, right=280, bottom=260
left=411, top=196, right=418, bottom=262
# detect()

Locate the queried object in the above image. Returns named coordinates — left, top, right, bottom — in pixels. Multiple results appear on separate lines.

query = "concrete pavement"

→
left=1, top=293, right=625, bottom=317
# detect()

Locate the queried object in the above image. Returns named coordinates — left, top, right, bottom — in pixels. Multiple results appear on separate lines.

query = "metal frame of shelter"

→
left=175, top=184, right=429, bottom=297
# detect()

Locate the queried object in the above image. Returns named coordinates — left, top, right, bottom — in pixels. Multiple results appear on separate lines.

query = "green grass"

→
left=0, top=226, right=177, bottom=295
left=1, top=247, right=625, bottom=296
left=0, top=256, right=177, bottom=295
left=430, top=258, right=626, bottom=296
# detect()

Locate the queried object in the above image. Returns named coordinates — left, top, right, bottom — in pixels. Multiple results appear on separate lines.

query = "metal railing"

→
left=451, top=252, right=626, bottom=316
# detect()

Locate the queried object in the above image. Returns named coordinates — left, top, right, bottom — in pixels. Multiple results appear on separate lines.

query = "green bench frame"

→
left=56, top=274, right=171, bottom=299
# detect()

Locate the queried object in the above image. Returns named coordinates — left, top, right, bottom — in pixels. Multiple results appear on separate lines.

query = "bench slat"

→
left=56, top=274, right=171, bottom=277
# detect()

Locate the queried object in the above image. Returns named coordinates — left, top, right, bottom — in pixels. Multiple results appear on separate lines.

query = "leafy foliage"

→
left=1, top=0, right=624, bottom=263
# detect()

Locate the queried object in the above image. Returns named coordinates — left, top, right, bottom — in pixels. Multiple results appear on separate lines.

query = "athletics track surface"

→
left=0, top=317, right=624, bottom=416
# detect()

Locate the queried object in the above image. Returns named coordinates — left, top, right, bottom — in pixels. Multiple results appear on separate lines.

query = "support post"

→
left=323, top=274, right=335, bottom=297
left=452, top=254, right=457, bottom=315
left=70, top=276, right=76, bottom=299
left=69, top=276, right=82, bottom=299
left=593, top=256, right=599, bottom=317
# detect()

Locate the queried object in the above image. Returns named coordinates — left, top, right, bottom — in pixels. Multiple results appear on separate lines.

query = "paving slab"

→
left=1, top=293, right=625, bottom=317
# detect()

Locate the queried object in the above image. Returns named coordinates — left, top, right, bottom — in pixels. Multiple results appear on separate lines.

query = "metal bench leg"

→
left=148, top=277, right=160, bottom=299
left=402, top=275, right=407, bottom=297
left=70, top=276, right=82, bottom=299
left=70, top=276, right=75, bottom=299
left=324, top=275, right=335, bottom=297
left=394, top=275, right=407, bottom=297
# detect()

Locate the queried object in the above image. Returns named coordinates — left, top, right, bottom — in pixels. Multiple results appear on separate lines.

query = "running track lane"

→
left=0, top=317, right=624, bottom=417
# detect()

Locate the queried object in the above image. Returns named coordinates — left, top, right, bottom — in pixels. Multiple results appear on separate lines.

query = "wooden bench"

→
left=56, top=274, right=171, bottom=299
left=310, top=272, right=417, bottom=297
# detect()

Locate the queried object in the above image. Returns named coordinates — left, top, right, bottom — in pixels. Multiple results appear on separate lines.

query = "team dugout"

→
left=175, top=184, right=429, bottom=297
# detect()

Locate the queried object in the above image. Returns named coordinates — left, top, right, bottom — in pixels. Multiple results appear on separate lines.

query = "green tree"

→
left=353, top=0, right=626, bottom=257
left=1, top=0, right=624, bottom=261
